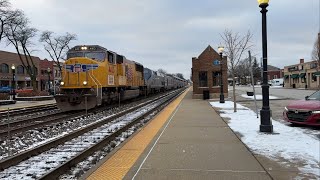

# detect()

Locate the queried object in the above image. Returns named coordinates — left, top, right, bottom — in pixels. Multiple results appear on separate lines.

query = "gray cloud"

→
left=3, top=0, right=319, bottom=79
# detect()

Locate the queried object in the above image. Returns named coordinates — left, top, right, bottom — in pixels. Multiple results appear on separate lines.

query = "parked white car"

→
left=270, top=78, right=283, bottom=86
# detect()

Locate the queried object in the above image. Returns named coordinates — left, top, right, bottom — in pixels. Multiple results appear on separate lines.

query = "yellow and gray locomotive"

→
left=55, top=45, right=145, bottom=111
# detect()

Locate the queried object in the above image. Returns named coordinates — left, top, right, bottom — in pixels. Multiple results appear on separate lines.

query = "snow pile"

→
left=210, top=101, right=320, bottom=178
left=241, top=94, right=279, bottom=100
left=270, top=86, right=283, bottom=89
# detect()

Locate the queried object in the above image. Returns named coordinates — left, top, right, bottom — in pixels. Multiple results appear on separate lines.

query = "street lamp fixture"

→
left=258, top=0, right=273, bottom=133
left=47, top=67, right=51, bottom=95
left=218, top=46, right=225, bottom=103
left=11, top=64, right=16, bottom=100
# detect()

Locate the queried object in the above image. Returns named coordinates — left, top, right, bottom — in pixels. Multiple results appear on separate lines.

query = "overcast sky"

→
left=2, top=0, right=319, bottom=79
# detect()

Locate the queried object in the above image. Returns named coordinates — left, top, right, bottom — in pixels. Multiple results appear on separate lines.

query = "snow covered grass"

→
left=270, top=86, right=283, bottom=89
left=241, top=94, right=279, bottom=100
left=210, top=101, right=320, bottom=178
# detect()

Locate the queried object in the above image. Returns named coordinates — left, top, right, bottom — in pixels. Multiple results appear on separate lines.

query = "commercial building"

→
left=266, top=65, right=282, bottom=80
left=0, top=50, right=40, bottom=89
left=39, top=59, right=54, bottom=91
left=0, top=50, right=55, bottom=91
left=284, top=59, right=319, bottom=89
left=191, top=45, right=228, bottom=99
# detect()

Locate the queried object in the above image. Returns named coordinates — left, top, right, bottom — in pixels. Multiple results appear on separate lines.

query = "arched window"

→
left=17, top=65, right=24, bottom=74
left=0, top=63, right=9, bottom=73
left=28, top=66, right=38, bottom=75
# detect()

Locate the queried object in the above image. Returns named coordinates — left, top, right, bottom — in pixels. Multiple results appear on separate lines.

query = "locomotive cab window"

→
left=67, top=52, right=84, bottom=59
left=116, top=55, right=124, bottom=64
left=85, top=52, right=106, bottom=61
left=108, top=52, right=115, bottom=64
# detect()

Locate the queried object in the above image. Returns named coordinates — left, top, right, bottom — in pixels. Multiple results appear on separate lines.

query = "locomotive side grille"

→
left=287, top=110, right=311, bottom=122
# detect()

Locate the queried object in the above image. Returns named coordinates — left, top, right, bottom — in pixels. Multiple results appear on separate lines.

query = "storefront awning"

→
left=299, top=73, right=306, bottom=78
left=313, top=71, right=320, bottom=76
left=284, top=75, right=289, bottom=79
left=290, top=74, right=299, bottom=79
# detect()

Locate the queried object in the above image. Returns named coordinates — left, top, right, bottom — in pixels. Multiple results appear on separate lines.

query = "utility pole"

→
left=249, top=51, right=259, bottom=118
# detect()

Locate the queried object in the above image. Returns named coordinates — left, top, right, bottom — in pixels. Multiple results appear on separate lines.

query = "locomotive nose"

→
left=68, top=94, right=81, bottom=104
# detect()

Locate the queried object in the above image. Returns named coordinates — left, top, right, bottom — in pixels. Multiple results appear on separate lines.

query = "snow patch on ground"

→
left=210, top=101, right=320, bottom=178
left=270, top=86, right=283, bottom=89
left=241, top=94, right=279, bottom=100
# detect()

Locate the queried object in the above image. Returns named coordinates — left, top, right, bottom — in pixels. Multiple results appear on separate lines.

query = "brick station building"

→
left=191, top=45, right=228, bottom=99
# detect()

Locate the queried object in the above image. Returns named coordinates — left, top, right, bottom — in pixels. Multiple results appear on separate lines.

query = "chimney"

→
left=300, top=59, right=304, bottom=64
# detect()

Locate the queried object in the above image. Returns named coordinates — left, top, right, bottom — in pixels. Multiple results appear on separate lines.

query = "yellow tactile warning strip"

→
left=87, top=88, right=190, bottom=180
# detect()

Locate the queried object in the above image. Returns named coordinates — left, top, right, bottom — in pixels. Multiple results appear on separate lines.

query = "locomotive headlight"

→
left=312, top=110, right=320, bottom=114
left=60, top=81, right=65, bottom=86
left=83, top=81, right=88, bottom=85
left=81, top=46, right=87, bottom=50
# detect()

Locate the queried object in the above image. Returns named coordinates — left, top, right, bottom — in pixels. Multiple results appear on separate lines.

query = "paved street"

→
left=228, top=86, right=320, bottom=140
left=232, top=85, right=317, bottom=100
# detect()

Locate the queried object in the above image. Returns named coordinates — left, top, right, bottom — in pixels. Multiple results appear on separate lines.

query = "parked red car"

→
left=283, top=90, right=320, bottom=126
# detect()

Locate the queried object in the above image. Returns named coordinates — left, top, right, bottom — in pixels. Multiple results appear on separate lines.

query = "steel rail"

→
left=0, top=90, right=180, bottom=171
left=0, top=104, right=57, bottom=118
left=40, top=88, right=185, bottom=180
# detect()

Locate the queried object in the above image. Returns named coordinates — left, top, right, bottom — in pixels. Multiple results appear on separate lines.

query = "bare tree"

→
left=311, top=33, right=320, bottom=89
left=252, top=57, right=261, bottom=84
left=311, top=33, right=320, bottom=67
left=234, top=58, right=252, bottom=85
left=221, top=29, right=253, bottom=112
left=175, top=73, right=185, bottom=80
left=39, top=31, right=77, bottom=72
left=4, top=10, right=39, bottom=91
left=0, top=0, right=11, bottom=42
left=158, top=68, right=167, bottom=74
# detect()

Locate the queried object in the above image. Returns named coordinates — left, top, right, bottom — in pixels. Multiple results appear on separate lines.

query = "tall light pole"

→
left=258, top=0, right=273, bottom=133
left=218, top=46, right=225, bottom=103
left=11, top=64, right=16, bottom=100
left=47, top=67, right=51, bottom=95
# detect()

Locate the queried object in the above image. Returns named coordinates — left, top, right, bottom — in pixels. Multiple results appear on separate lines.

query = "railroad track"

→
left=0, top=88, right=185, bottom=179
left=0, top=110, right=83, bottom=138
left=0, top=91, right=168, bottom=138
left=0, top=104, right=57, bottom=118
left=0, top=90, right=179, bottom=159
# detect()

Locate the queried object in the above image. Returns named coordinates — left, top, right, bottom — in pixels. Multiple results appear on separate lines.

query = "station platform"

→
left=0, top=99, right=56, bottom=111
left=84, top=88, right=272, bottom=180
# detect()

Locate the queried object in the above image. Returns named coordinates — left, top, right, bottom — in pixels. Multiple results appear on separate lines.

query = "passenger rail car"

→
left=144, top=68, right=166, bottom=94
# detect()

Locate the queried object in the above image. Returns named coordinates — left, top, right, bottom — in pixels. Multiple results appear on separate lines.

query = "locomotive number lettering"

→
left=108, top=75, right=114, bottom=85
left=109, top=66, right=115, bottom=73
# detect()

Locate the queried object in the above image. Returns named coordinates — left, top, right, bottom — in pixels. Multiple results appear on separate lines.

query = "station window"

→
left=0, top=63, right=9, bottom=73
left=310, top=63, right=317, bottom=69
left=212, top=72, right=220, bottom=86
left=17, top=65, right=24, bottom=74
left=199, top=71, right=207, bottom=87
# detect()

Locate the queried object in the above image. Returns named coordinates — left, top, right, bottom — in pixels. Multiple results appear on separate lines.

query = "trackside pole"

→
left=118, top=92, right=121, bottom=108
left=249, top=51, right=259, bottom=118
left=7, top=108, right=11, bottom=156
left=85, top=96, right=88, bottom=116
